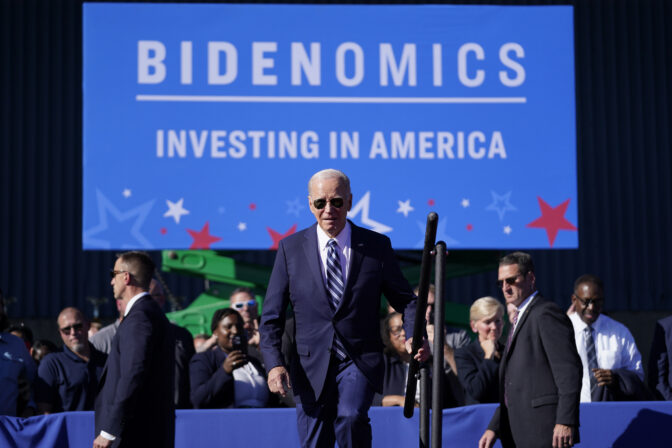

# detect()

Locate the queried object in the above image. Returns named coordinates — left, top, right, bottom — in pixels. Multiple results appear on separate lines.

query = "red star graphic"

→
left=267, top=224, right=297, bottom=250
left=466, top=224, right=473, bottom=231
left=428, top=199, right=435, bottom=206
left=160, top=228, right=167, bottom=235
left=249, top=203, right=257, bottom=210
left=526, top=197, right=577, bottom=247
left=186, top=222, right=222, bottom=249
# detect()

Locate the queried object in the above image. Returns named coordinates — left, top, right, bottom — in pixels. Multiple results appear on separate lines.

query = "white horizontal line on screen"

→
left=135, top=94, right=527, bottom=104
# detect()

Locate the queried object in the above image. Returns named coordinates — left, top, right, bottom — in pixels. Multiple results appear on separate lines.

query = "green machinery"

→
left=163, top=249, right=501, bottom=337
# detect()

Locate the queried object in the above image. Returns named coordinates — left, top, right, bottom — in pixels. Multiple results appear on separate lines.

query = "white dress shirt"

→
left=316, top=222, right=351, bottom=286
left=233, top=362, right=269, bottom=407
left=510, top=291, right=538, bottom=336
left=569, top=312, right=644, bottom=402
left=124, top=292, right=149, bottom=317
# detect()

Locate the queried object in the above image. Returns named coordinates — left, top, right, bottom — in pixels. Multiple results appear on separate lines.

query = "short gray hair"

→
left=308, top=169, right=351, bottom=195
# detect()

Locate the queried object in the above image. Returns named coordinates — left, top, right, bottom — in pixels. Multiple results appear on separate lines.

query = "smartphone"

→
left=231, top=335, right=247, bottom=353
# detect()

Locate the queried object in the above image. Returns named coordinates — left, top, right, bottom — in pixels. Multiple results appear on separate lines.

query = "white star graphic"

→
left=396, top=199, right=414, bottom=218
left=348, top=191, right=393, bottom=234
left=163, top=198, right=190, bottom=224
left=461, top=198, right=470, bottom=208
left=218, top=206, right=226, bottom=215
left=122, top=189, right=132, bottom=198
left=486, top=191, right=517, bottom=221
left=237, top=222, right=247, bottom=231
left=286, top=198, right=305, bottom=217
left=503, top=225, right=512, bottom=235
left=83, top=189, right=155, bottom=249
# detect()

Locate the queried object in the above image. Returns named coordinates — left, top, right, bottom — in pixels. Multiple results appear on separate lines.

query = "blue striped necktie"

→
left=584, top=326, right=599, bottom=398
left=326, top=239, right=347, bottom=360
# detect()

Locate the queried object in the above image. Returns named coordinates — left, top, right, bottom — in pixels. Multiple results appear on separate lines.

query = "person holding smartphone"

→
left=189, top=308, right=269, bottom=408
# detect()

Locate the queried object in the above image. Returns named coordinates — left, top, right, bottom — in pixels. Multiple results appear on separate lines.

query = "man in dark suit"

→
left=260, top=169, right=427, bottom=448
left=93, top=251, right=175, bottom=448
left=479, top=252, right=582, bottom=448
left=650, top=314, right=672, bottom=400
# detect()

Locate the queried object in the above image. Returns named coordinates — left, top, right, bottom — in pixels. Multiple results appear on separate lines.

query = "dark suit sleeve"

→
left=649, top=321, right=672, bottom=400
left=379, top=237, right=417, bottom=337
left=487, top=405, right=501, bottom=436
left=455, top=344, right=499, bottom=403
left=610, top=368, right=651, bottom=400
left=100, top=311, right=155, bottom=436
left=260, top=240, right=291, bottom=372
left=189, top=352, right=234, bottom=409
left=538, top=305, right=582, bottom=427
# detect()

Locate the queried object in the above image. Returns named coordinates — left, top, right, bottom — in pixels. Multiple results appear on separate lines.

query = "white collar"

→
left=317, top=221, right=351, bottom=251
left=570, top=311, right=602, bottom=331
left=124, top=292, right=150, bottom=317
left=515, top=290, right=538, bottom=318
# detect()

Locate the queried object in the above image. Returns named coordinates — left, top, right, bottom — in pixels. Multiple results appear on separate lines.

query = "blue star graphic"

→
left=486, top=191, right=517, bottom=221
left=415, top=219, right=459, bottom=248
left=83, top=189, right=156, bottom=249
left=286, top=197, right=305, bottom=217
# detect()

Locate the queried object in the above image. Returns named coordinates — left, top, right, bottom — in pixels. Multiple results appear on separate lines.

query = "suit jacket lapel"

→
left=302, top=224, right=333, bottom=312
left=338, top=221, right=364, bottom=314
left=503, top=295, right=539, bottom=362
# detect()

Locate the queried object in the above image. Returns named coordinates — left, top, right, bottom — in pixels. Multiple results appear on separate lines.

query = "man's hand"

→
left=381, top=394, right=406, bottom=407
left=478, top=429, right=497, bottom=448
left=552, top=424, right=574, bottom=448
left=405, top=337, right=430, bottom=362
left=267, top=366, right=291, bottom=397
left=593, top=368, right=615, bottom=387
left=93, top=435, right=113, bottom=448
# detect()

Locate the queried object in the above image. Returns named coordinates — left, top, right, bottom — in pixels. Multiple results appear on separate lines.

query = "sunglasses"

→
left=232, top=299, right=256, bottom=310
left=496, top=273, right=525, bottom=289
left=573, top=295, right=604, bottom=308
left=312, top=198, right=344, bottom=210
left=60, top=323, right=84, bottom=335
left=109, top=270, right=129, bottom=279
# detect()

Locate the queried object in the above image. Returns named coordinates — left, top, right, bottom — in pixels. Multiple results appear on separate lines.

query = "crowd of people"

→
left=1, top=169, right=672, bottom=448
left=1, top=255, right=671, bottom=418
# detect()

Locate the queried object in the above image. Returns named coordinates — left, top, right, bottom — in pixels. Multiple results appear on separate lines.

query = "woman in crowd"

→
left=376, top=312, right=414, bottom=407
left=189, top=308, right=269, bottom=408
left=455, top=296, right=504, bottom=404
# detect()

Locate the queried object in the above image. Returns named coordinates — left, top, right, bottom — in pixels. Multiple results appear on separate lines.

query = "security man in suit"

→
left=93, top=251, right=175, bottom=448
left=260, top=169, right=427, bottom=448
left=479, top=252, right=582, bottom=448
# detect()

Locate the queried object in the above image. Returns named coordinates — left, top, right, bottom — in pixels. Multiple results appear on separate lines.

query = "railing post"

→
left=431, top=241, right=447, bottom=448
left=404, top=212, right=438, bottom=418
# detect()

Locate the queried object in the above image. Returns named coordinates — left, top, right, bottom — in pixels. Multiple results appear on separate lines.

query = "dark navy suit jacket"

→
left=649, top=315, right=672, bottom=400
left=260, top=222, right=416, bottom=402
left=487, top=296, right=582, bottom=448
left=94, top=294, right=175, bottom=447
left=455, top=339, right=500, bottom=405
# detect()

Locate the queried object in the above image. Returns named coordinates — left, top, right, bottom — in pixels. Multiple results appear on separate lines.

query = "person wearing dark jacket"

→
left=190, top=308, right=269, bottom=408
left=94, top=251, right=175, bottom=448
left=455, top=296, right=504, bottom=405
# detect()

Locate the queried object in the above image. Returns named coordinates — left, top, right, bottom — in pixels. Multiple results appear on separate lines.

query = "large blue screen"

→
left=83, top=4, right=577, bottom=250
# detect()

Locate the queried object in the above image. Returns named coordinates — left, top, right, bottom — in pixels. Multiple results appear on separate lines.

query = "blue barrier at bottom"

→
left=1, top=403, right=671, bottom=447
